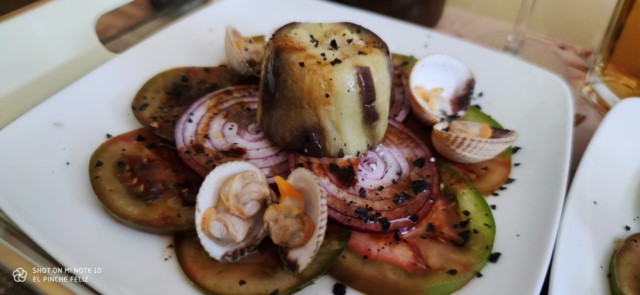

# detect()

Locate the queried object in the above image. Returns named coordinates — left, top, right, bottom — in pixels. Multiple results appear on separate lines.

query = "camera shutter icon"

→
left=13, top=268, right=28, bottom=282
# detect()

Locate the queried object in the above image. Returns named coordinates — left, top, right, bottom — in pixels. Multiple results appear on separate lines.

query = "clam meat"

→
left=195, top=161, right=272, bottom=262
left=264, top=168, right=328, bottom=273
left=409, top=54, right=474, bottom=125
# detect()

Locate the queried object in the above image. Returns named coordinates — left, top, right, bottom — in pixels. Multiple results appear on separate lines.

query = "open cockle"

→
left=432, top=120, right=518, bottom=163
left=195, top=161, right=272, bottom=262
left=264, top=168, right=328, bottom=273
left=224, top=26, right=266, bottom=76
left=409, top=54, right=474, bottom=125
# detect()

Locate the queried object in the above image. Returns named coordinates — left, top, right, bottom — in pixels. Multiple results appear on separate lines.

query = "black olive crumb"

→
left=95, top=160, right=104, bottom=168
left=411, top=180, right=431, bottom=194
left=490, top=204, right=497, bottom=210
left=426, top=223, right=435, bottom=233
left=330, top=39, right=339, bottom=50
left=512, top=146, right=522, bottom=154
left=447, top=269, right=458, bottom=275
left=625, top=225, right=631, bottom=231
left=488, top=252, right=502, bottom=263
left=359, top=187, right=366, bottom=198
left=379, top=217, right=391, bottom=232
left=106, top=133, right=113, bottom=138
left=298, top=62, right=305, bottom=67
left=238, top=280, right=246, bottom=286
left=413, top=157, right=426, bottom=168
left=138, top=103, right=149, bottom=112
left=332, top=283, right=347, bottom=295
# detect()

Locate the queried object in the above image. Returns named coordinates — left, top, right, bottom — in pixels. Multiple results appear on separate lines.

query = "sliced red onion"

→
left=293, top=121, right=439, bottom=233
left=389, top=66, right=411, bottom=122
left=175, top=85, right=290, bottom=181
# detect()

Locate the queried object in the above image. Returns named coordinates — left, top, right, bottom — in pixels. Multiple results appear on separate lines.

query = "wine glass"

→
left=468, top=0, right=569, bottom=78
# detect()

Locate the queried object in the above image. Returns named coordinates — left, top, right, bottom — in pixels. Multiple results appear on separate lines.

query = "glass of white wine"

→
left=468, top=0, right=569, bottom=78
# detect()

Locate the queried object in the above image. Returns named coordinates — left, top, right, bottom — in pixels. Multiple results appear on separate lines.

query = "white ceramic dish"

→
left=0, top=0, right=573, bottom=294
left=549, top=98, right=640, bottom=295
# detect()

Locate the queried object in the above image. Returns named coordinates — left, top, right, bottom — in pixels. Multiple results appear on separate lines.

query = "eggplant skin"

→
left=258, top=22, right=392, bottom=157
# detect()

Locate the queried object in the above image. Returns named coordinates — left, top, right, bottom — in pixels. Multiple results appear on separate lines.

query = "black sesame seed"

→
left=359, top=187, right=367, bottom=198
left=447, top=269, right=458, bottom=275
left=337, top=148, right=345, bottom=158
left=106, top=133, right=113, bottom=138
left=346, top=38, right=353, bottom=44
left=625, top=225, right=631, bottom=231
left=136, top=134, right=146, bottom=142
left=357, top=50, right=367, bottom=55
left=505, top=178, right=515, bottom=184
left=238, top=280, right=246, bottom=286
left=330, top=58, right=342, bottom=66
left=94, top=160, right=104, bottom=168
left=490, top=204, right=497, bottom=210
left=462, top=210, right=470, bottom=217
left=298, top=62, right=305, bottom=67
left=332, top=283, right=347, bottom=295
left=409, top=214, right=419, bottom=222
left=514, top=162, right=521, bottom=167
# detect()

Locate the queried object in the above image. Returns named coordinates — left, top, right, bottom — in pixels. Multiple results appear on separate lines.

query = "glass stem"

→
left=503, top=0, right=536, bottom=55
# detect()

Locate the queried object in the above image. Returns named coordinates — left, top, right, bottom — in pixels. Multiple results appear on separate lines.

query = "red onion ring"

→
left=293, top=121, right=439, bottom=233
left=389, top=66, right=411, bottom=122
left=175, top=85, right=290, bottom=181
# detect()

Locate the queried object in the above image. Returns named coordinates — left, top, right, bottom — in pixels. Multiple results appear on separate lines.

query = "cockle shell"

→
left=432, top=120, right=518, bottom=163
left=409, top=54, right=475, bottom=125
left=224, top=26, right=265, bottom=76
left=279, top=167, right=328, bottom=273
left=195, top=161, right=270, bottom=262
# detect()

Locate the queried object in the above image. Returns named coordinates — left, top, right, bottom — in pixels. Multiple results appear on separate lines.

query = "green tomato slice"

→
left=175, top=225, right=350, bottom=295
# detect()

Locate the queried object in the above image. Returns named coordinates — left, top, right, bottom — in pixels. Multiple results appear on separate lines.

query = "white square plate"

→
left=549, top=98, right=640, bottom=294
left=0, top=0, right=573, bottom=294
